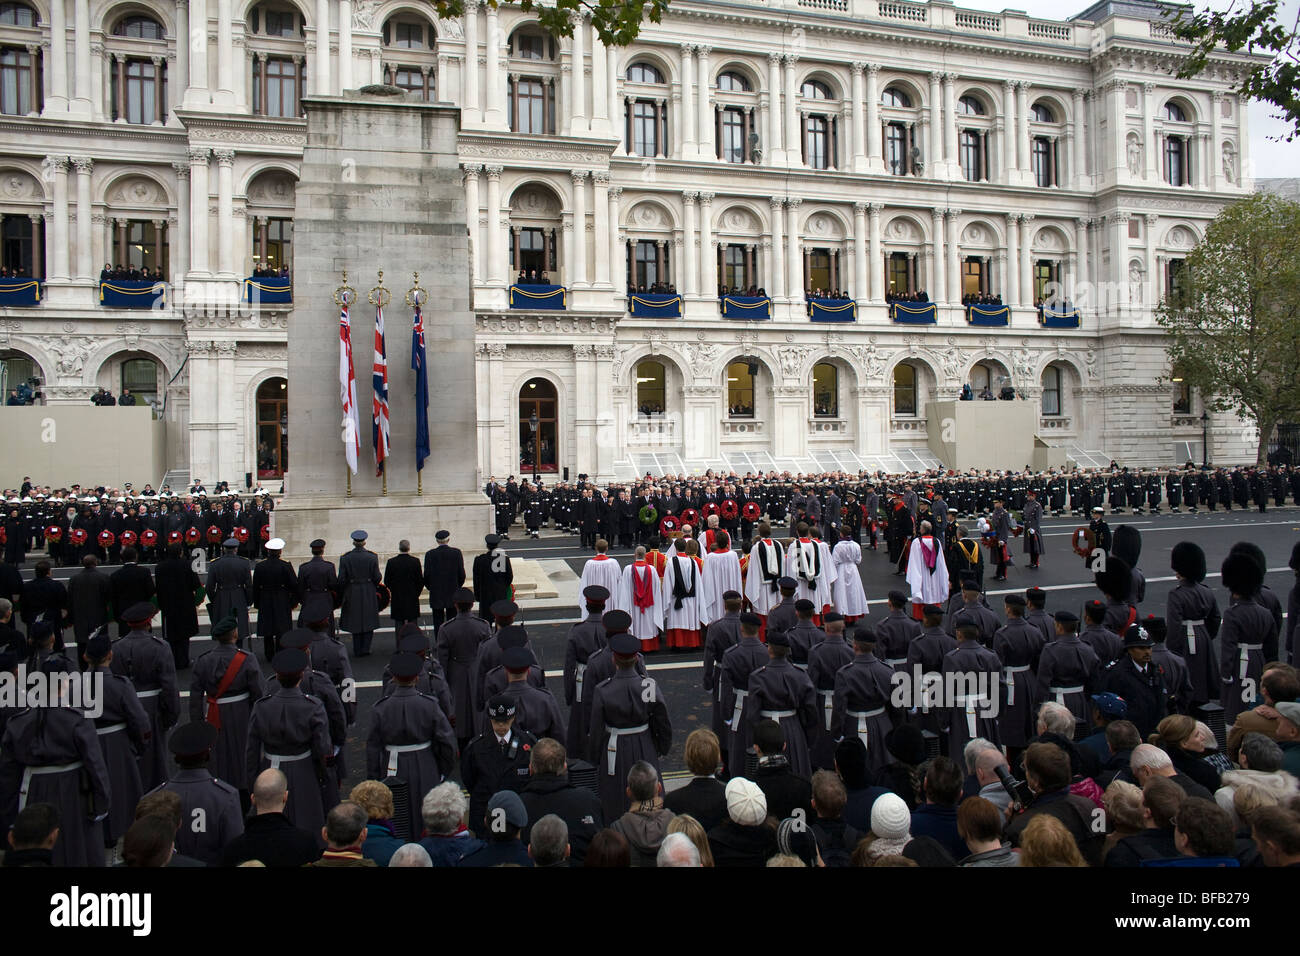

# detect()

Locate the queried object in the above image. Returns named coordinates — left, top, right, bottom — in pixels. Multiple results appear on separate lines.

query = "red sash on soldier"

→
left=205, top=650, right=248, bottom=730
left=1124, top=605, right=1138, bottom=633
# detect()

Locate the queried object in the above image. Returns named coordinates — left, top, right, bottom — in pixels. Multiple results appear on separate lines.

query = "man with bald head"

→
left=219, top=769, right=323, bottom=866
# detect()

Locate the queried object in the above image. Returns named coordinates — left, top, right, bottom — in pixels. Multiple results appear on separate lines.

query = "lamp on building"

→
left=529, top=409, right=539, bottom=483
left=1200, top=410, right=1209, bottom=468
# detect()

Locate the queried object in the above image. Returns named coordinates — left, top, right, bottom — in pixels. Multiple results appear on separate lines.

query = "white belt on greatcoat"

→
left=761, top=709, right=796, bottom=721
left=955, top=695, right=988, bottom=740
left=574, top=662, right=588, bottom=704
left=1239, top=643, right=1264, bottom=683
left=819, top=689, right=835, bottom=731
left=19, top=761, right=83, bottom=812
left=95, top=723, right=126, bottom=736
left=884, top=657, right=906, bottom=670
left=1183, top=620, right=1205, bottom=656
left=1004, top=665, right=1031, bottom=707
left=385, top=741, right=432, bottom=777
left=846, top=707, right=885, bottom=750
left=136, top=688, right=161, bottom=699
left=263, top=749, right=311, bottom=770
left=605, top=723, right=649, bottom=775
left=1049, top=685, right=1084, bottom=708
left=208, top=691, right=250, bottom=706
left=728, top=689, right=749, bottom=732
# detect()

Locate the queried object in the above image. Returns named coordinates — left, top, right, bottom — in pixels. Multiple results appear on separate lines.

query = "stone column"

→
left=768, top=196, right=784, bottom=300
left=766, top=52, right=782, bottom=164
left=1144, top=212, right=1159, bottom=311
left=570, top=170, right=589, bottom=286
left=29, top=214, right=43, bottom=278
left=1074, top=217, right=1088, bottom=302
left=484, top=164, right=503, bottom=284
left=1210, top=92, right=1223, bottom=190
left=216, top=0, right=235, bottom=102
left=785, top=198, right=801, bottom=301
left=864, top=63, right=882, bottom=173
left=590, top=19, right=608, bottom=134
left=850, top=62, right=867, bottom=172
left=1110, top=212, right=1129, bottom=311
left=463, top=0, right=479, bottom=121
left=943, top=72, right=958, bottom=173
left=561, top=213, right=574, bottom=288
left=215, top=150, right=235, bottom=276
left=186, top=0, right=208, bottom=106
left=45, top=0, right=67, bottom=112
left=485, top=2, right=505, bottom=127
left=72, top=156, right=92, bottom=280
left=72, top=0, right=90, bottom=112
left=1018, top=213, right=1034, bottom=307
left=463, top=164, right=482, bottom=283
left=173, top=0, right=189, bottom=105
left=591, top=171, right=610, bottom=287
left=696, top=45, right=712, bottom=159
left=929, top=207, right=945, bottom=304
left=868, top=203, right=883, bottom=301
left=567, top=10, right=585, bottom=133
left=1004, top=211, right=1018, bottom=307
left=1142, top=82, right=1157, bottom=181
left=1072, top=88, right=1087, bottom=188
left=607, top=186, right=623, bottom=289
left=1001, top=79, right=1017, bottom=179
left=1016, top=81, right=1030, bottom=181
left=188, top=147, right=210, bottom=275
left=852, top=201, right=868, bottom=305
left=783, top=55, right=798, bottom=166
left=945, top=208, right=960, bottom=305
left=45, top=157, right=69, bottom=280
left=338, top=0, right=352, bottom=91
left=699, top=192, right=715, bottom=295
left=928, top=71, right=941, bottom=175
left=682, top=191, right=698, bottom=295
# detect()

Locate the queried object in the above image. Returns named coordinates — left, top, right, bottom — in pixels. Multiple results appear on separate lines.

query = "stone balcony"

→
left=722, top=418, right=765, bottom=438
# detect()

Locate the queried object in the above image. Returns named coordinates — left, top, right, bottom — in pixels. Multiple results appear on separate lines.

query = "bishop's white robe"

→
left=663, top=554, right=709, bottom=645
left=579, top=555, right=624, bottom=614
left=905, top=534, right=949, bottom=611
left=701, top=549, right=743, bottom=623
left=784, top=537, right=837, bottom=613
left=831, top=539, right=868, bottom=617
left=744, top=538, right=786, bottom=615
left=619, top=560, right=665, bottom=645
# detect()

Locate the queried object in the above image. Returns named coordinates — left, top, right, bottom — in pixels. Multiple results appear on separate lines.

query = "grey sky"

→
left=951, top=0, right=1298, bottom=178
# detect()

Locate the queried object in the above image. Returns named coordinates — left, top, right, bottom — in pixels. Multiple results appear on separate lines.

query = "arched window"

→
left=727, top=361, right=755, bottom=418
left=881, top=86, right=911, bottom=108
left=813, top=363, right=837, bottom=418
left=520, top=377, right=558, bottom=473
left=1041, top=366, right=1062, bottom=416
left=0, top=349, right=39, bottom=401
left=1165, top=102, right=1187, bottom=122
left=249, top=3, right=304, bottom=37
left=113, top=15, right=164, bottom=39
left=256, top=377, right=288, bottom=478
left=970, top=362, right=993, bottom=394
left=957, top=95, right=984, bottom=115
left=716, top=71, right=750, bottom=92
left=383, top=17, right=431, bottom=49
left=893, top=363, right=917, bottom=416
left=1030, top=102, right=1054, bottom=123
left=0, top=2, right=37, bottom=25
left=626, top=62, right=663, bottom=84
left=636, top=361, right=665, bottom=415
left=511, top=30, right=554, bottom=61
left=121, top=357, right=158, bottom=407
left=801, top=79, right=831, bottom=99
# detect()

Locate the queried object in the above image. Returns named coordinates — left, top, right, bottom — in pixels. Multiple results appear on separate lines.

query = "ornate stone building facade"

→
left=0, top=0, right=1262, bottom=486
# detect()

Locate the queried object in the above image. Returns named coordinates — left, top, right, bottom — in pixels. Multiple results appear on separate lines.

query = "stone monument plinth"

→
left=273, top=89, right=490, bottom=562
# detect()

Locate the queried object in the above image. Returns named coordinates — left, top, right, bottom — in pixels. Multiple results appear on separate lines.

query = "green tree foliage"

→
left=424, top=0, right=670, bottom=45
left=1156, top=193, right=1300, bottom=463
left=1168, top=0, right=1300, bottom=141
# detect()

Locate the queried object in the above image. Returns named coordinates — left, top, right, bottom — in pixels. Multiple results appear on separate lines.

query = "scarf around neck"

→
left=633, top=563, right=655, bottom=612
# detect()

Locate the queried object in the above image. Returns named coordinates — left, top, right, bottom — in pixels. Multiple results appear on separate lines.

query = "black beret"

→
left=583, top=585, right=611, bottom=602
left=168, top=721, right=218, bottom=757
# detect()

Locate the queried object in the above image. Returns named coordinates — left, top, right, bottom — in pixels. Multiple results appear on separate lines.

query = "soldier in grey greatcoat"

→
left=109, top=602, right=179, bottom=790
left=148, top=721, right=244, bottom=865
left=189, top=613, right=264, bottom=792
left=83, top=630, right=149, bottom=847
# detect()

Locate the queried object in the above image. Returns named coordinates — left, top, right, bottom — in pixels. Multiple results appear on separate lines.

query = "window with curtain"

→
left=626, top=62, right=663, bottom=84
left=1165, top=102, right=1186, bottom=122
left=1041, top=366, right=1062, bottom=416
left=893, top=363, right=916, bottom=416
left=384, top=19, right=429, bottom=49
left=957, top=95, right=984, bottom=116
left=253, top=57, right=300, bottom=117
left=717, top=71, right=750, bottom=92
left=121, top=58, right=162, bottom=124
left=1031, top=102, right=1054, bottom=122
left=1032, top=136, right=1053, bottom=187
left=1164, top=135, right=1187, bottom=186
left=813, top=363, right=837, bottom=417
left=723, top=245, right=745, bottom=290
left=113, top=15, right=164, bottom=39
left=513, top=78, right=546, bottom=133
left=721, top=107, right=745, bottom=163
left=885, top=122, right=907, bottom=176
left=0, top=46, right=36, bottom=115
left=391, top=67, right=429, bottom=100
left=805, top=114, right=829, bottom=169
left=512, top=32, right=553, bottom=60
left=249, top=3, right=303, bottom=36
left=881, top=87, right=911, bottom=107
left=0, top=2, right=38, bottom=26
left=631, top=99, right=659, bottom=156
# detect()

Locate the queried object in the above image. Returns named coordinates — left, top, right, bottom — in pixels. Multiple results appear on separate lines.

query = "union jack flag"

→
left=372, top=301, right=390, bottom=476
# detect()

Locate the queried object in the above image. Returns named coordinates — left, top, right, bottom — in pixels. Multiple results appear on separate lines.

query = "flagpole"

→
left=334, top=270, right=358, bottom=498
left=369, top=270, right=391, bottom=497
left=406, top=271, right=425, bottom=497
